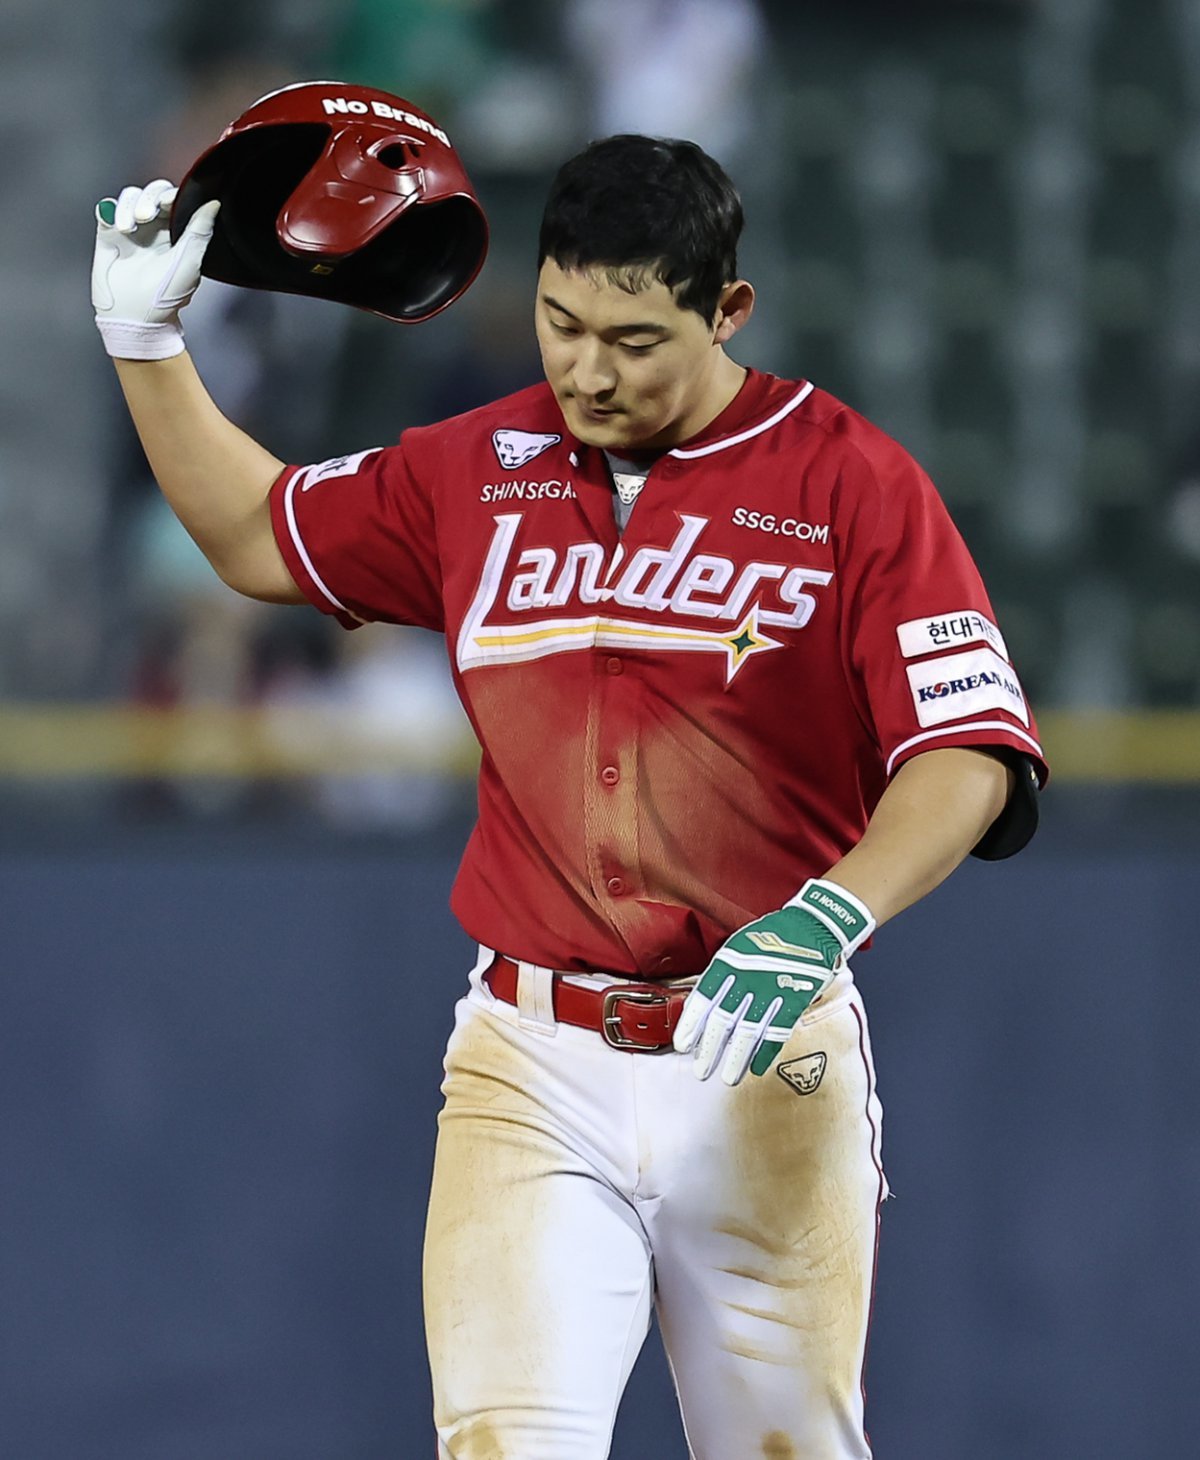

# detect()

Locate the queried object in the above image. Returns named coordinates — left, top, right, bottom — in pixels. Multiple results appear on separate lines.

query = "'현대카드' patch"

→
left=906, top=647, right=1029, bottom=728
left=896, top=609, right=1008, bottom=661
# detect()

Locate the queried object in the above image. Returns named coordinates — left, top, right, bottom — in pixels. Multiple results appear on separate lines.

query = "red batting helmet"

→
left=170, top=81, right=489, bottom=323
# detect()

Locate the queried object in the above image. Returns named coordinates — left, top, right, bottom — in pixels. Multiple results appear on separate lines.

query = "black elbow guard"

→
left=971, top=752, right=1041, bottom=861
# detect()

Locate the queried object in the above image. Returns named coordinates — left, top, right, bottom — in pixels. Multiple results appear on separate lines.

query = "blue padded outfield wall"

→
left=1, top=788, right=1197, bottom=1459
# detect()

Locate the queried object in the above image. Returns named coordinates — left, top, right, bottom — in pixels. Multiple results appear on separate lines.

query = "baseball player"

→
left=94, top=117, right=1046, bottom=1458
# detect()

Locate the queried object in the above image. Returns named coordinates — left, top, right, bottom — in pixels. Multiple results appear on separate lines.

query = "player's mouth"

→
left=573, top=400, right=621, bottom=425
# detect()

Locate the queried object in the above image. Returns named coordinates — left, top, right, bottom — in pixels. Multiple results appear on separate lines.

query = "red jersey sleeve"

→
left=836, top=437, right=1048, bottom=784
left=268, top=440, right=443, bottom=631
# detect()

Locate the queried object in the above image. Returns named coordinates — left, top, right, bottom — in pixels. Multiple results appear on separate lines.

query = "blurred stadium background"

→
left=1, top=0, right=1198, bottom=1456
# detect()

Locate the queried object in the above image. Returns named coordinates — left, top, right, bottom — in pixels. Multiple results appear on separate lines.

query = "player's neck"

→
left=669, top=355, right=748, bottom=450
left=626, top=355, right=748, bottom=461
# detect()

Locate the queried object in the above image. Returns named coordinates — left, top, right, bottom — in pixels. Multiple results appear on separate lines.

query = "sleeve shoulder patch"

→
left=896, top=609, right=1008, bottom=661
left=295, top=447, right=384, bottom=492
left=906, top=647, right=1029, bottom=727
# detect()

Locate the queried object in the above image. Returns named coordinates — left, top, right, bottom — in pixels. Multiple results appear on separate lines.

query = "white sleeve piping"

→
left=885, top=721, right=1045, bottom=777
left=282, top=467, right=353, bottom=616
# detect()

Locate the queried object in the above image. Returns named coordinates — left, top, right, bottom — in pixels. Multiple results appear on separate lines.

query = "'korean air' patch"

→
left=906, top=647, right=1029, bottom=727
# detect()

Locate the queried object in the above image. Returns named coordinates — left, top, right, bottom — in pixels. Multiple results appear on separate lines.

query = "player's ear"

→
left=712, top=280, right=754, bottom=345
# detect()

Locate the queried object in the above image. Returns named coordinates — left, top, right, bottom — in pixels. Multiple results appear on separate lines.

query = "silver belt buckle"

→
left=601, top=986, right=672, bottom=1051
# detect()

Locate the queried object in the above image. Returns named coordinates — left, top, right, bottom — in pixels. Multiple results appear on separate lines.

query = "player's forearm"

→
left=825, top=748, right=1013, bottom=929
left=113, top=352, right=295, bottom=599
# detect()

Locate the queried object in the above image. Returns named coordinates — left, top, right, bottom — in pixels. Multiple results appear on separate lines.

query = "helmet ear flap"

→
left=169, top=82, right=488, bottom=323
left=275, top=126, right=423, bottom=258
left=336, top=194, right=490, bottom=323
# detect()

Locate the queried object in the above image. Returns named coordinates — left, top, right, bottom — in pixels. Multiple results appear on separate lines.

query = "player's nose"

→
left=569, top=339, right=617, bottom=398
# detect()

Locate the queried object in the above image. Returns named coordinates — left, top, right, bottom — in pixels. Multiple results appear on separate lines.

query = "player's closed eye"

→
left=621, top=341, right=660, bottom=354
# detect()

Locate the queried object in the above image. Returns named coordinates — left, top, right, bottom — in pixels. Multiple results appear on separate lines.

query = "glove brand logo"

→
left=777, top=1051, right=827, bottom=1096
left=493, top=430, right=562, bottom=470
left=782, top=1051, right=829, bottom=1097
left=745, top=929, right=823, bottom=962
left=776, top=973, right=818, bottom=992
left=455, top=512, right=834, bottom=684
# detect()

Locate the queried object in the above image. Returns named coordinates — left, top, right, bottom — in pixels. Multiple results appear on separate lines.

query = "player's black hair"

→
left=537, top=135, right=743, bottom=324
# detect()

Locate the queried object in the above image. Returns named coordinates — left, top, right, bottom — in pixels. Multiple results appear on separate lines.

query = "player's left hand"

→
left=673, top=878, right=875, bottom=1085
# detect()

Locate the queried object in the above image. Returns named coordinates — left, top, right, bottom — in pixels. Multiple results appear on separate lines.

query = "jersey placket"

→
left=583, top=631, right=644, bottom=956
left=578, top=444, right=665, bottom=965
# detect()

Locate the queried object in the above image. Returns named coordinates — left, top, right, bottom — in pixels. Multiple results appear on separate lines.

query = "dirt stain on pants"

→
left=761, top=1434, right=798, bottom=1460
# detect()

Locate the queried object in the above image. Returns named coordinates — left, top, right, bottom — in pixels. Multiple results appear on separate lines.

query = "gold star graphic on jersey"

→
left=719, top=609, right=781, bottom=678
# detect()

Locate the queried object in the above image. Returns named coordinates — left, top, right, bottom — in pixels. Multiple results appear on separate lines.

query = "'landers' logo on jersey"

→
left=480, top=480, right=578, bottom=503
left=455, top=513, right=834, bottom=684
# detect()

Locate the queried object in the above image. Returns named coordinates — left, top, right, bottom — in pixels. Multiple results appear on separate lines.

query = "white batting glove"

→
left=92, top=180, right=220, bottom=360
left=673, top=878, right=875, bottom=1086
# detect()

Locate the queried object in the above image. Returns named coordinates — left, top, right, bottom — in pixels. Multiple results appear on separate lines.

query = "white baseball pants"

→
left=423, top=951, right=887, bottom=1460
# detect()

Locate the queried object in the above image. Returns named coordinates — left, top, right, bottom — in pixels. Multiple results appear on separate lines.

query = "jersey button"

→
left=657, top=955, right=673, bottom=971
left=600, top=765, right=620, bottom=786
left=605, top=657, right=623, bottom=676
left=606, top=876, right=627, bottom=897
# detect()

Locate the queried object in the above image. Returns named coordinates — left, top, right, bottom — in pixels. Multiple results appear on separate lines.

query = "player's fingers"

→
left=671, top=994, right=706, bottom=1054
left=181, top=198, right=223, bottom=249
left=113, top=185, right=146, bottom=234
left=693, top=990, right=752, bottom=1081
left=158, top=198, right=221, bottom=309
left=673, top=975, right=731, bottom=1054
left=717, top=1022, right=762, bottom=1086
left=134, top=178, right=178, bottom=223
left=693, top=959, right=738, bottom=1002
left=690, top=1009, right=730, bottom=1080
left=181, top=197, right=221, bottom=240
left=719, top=996, right=783, bottom=1086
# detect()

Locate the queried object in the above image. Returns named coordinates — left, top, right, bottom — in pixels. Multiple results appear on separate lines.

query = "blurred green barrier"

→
left=0, top=707, right=1197, bottom=782
left=1037, top=711, right=1200, bottom=782
left=0, top=705, right=482, bottom=778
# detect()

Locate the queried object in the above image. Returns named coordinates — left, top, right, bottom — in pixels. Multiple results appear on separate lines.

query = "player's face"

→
left=535, top=258, right=752, bottom=453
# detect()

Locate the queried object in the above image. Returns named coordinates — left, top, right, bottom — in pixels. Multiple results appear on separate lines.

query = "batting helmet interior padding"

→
left=170, top=81, right=489, bottom=323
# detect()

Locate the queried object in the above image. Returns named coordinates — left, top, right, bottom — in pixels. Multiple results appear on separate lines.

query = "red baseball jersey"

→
left=269, top=369, right=1047, bottom=976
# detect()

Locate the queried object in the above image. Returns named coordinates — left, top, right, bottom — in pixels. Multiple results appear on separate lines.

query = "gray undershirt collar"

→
left=604, top=451, right=657, bottom=532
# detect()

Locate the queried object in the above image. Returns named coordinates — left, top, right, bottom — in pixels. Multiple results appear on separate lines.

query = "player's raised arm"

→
left=93, top=182, right=301, bottom=603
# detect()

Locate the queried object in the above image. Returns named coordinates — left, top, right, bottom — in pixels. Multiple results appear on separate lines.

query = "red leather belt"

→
left=483, top=955, right=691, bottom=1052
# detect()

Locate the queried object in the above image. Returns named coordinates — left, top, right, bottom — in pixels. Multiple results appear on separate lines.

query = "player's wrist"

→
left=784, top=877, right=876, bottom=962
left=95, top=316, right=186, bottom=361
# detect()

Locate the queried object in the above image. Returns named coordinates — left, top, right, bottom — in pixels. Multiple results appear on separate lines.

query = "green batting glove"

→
left=673, top=878, right=875, bottom=1086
